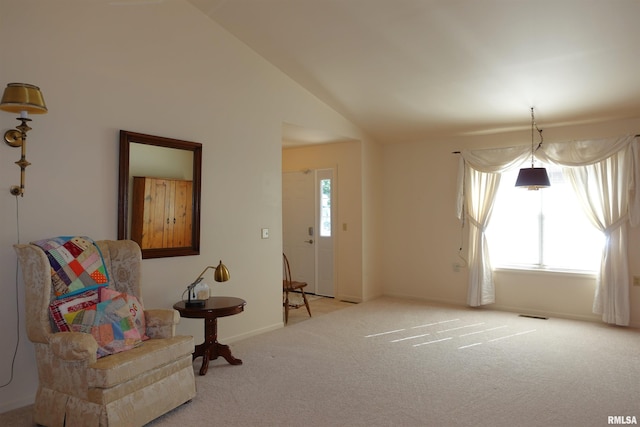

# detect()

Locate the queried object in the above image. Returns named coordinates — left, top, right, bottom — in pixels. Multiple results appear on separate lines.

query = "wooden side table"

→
left=173, top=296, right=246, bottom=376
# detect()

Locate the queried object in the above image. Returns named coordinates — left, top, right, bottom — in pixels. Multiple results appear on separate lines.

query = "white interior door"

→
left=282, top=169, right=335, bottom=297
left=282, top=171, right=316, bottom=292
left=316, top=169, right=334, bottom=297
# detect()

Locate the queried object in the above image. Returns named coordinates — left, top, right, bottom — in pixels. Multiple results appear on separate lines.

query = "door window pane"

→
left=320, top=179, right=331, bottom=237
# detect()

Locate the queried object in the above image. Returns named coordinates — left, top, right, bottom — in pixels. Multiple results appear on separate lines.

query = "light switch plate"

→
left=261, top=228, right=269, bottom=239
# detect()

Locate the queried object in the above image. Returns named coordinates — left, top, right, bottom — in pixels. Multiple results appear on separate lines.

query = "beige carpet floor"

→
left=0, top=295, right=351, bottom=427
left=285, top=293, right=354, bottom=325
left=2, top=296, right=639, bottom=426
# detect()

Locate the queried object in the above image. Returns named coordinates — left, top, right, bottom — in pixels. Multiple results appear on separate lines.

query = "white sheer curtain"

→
left=456, top=146, right=529, bottom=306
left=457, top=135, right=639, bottom=325
left=539, top=135, right=639, bottom=326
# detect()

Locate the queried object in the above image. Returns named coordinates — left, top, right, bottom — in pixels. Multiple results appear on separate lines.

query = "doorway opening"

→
left=282, top=168, right=336, bottom=297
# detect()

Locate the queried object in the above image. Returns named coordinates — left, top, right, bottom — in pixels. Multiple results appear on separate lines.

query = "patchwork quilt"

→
left=49, top=288, right=100, bottom=332
left=63, top=297, right=143, bottom=357
left=32, top=236, right=109, bottom=298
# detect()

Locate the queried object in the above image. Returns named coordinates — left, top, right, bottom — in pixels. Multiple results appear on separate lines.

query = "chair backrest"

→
left=14, top=239, right=142, bottom=343
left=97, top=240, right=143, bottom=300
left=283, top=253, right=294, bottom=291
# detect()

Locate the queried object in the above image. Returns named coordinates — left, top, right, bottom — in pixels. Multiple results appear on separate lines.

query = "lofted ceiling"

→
left=188, top=0, right=640, bottom=144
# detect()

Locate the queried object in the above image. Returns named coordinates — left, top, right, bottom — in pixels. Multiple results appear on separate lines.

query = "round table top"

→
left=173, top=296, right=246, bottom=318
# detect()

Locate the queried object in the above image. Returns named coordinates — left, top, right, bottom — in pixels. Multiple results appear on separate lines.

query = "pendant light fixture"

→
left=515, top=107, right=550, bottom=190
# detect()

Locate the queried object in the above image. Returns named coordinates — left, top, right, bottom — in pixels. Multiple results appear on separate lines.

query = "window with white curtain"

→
left=486, top=163, right=604, bottom=272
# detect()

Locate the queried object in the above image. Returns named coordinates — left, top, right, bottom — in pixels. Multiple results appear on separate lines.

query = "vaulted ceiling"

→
left=189, top=0, right=640, bottom=144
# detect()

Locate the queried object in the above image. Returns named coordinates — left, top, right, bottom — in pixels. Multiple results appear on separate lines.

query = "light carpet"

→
left=149, top=296, right=640, bottom=427
left=3, top=296, right=640, bottom=426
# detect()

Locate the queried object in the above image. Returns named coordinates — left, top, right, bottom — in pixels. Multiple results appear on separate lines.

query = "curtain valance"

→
left=538, top=135, right=637, bottom=167
left=457, top=135, right=638, bottom=217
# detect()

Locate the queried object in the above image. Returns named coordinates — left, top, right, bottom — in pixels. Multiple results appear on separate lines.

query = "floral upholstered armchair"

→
left=14, top=239, right=196, bottom=427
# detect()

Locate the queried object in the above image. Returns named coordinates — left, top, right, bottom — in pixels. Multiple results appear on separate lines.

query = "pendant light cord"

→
left=530, top=107, right=544, bottom=167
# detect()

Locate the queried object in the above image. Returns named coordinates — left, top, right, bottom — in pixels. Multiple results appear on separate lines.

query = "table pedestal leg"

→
left=193, top=316, right=243, bottom=375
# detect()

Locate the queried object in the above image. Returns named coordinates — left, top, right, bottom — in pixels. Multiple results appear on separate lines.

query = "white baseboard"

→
left=220, top=322, right=283, bottom=344
left=381, top=292, right=640, bottom=328
left=489, top=303, right=601, bottom=323
left=382, top=292, right=464, bottom=307
left=336, top=293, right=363, bottom=303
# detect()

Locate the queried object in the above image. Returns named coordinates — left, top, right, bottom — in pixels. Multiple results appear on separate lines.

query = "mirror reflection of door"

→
left=282, top=169, right=335, bottom=297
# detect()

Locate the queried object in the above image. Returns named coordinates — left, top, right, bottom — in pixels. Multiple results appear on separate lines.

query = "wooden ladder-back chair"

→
left=283, top=253, right=312, bottom=324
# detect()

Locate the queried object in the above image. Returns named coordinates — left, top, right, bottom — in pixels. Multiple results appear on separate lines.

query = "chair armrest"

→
left=144, top=309, right=179, bottom=339
left=48, top=332, right=98, bottom=364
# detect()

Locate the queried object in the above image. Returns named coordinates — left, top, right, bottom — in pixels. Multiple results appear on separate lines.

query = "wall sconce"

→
left=185, top=260, right=230, bottom=308
left=0, top=83, right=48, bottom=196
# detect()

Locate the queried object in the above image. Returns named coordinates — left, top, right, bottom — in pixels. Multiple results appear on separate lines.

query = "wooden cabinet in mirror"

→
left=118, top=130, right=202, bottom=259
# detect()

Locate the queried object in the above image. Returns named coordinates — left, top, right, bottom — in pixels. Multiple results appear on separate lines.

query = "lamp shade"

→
left=213, top=260, right=230, bottom=282
left=0, top=83, right=47, bottom=114
left=515, top=167, right=550, bottom=190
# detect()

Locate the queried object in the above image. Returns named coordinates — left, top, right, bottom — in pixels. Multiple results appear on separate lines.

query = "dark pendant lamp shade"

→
left=515, top=167, right=550, bottom=190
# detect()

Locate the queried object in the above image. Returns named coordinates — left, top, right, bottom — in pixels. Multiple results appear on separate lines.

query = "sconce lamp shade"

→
left=0, top=83, right=47, bottom=114
left=515, top=167, right=551, bottom=190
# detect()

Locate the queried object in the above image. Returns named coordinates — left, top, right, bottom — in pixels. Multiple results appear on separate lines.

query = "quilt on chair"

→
left=32, top=236, right=109, bottom=297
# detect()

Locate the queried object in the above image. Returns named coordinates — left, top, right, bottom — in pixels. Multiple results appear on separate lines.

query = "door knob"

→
left=304, top=239, right=314, bottom=244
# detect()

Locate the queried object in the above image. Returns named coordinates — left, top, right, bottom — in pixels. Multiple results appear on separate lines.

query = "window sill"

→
left=493, top=265, right=598, bottom=279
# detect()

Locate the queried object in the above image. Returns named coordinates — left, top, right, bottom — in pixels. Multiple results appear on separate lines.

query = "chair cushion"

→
left=87, top=335, right=194, bottom=388
left=87, top=354, right=194, bottom=405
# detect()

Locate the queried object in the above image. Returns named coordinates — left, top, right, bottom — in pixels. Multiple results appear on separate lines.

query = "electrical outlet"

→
left=633, top=276, right=640, bottom=286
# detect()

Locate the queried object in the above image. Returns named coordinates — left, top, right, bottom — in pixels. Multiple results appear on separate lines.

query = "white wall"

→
left=0, top=0, right=372, bottom=412
left=382, top=117, right=640, bottom=326
left=361, top=133, right=385, bottom=300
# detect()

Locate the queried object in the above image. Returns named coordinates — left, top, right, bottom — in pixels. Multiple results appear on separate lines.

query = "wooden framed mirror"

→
left=118, top=130, right=202, bottom=259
